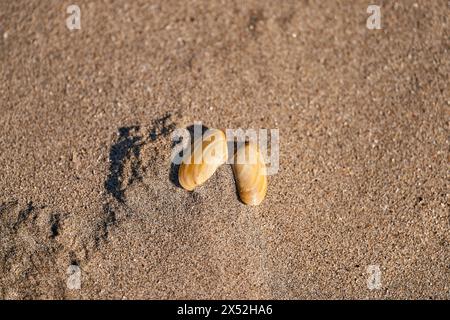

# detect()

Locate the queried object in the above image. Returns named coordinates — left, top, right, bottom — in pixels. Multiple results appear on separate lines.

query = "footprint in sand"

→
left=93, top=115, right=274, bottom=298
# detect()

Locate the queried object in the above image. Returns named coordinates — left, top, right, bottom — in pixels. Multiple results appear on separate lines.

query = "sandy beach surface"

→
left=0, top=0, right=449, bottom=299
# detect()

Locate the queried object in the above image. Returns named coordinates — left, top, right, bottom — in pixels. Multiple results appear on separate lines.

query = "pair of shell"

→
left=178, top=129, right=267, bottom=206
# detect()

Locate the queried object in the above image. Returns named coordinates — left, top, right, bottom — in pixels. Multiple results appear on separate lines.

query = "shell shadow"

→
left=169, top=123, right=209, bottom=188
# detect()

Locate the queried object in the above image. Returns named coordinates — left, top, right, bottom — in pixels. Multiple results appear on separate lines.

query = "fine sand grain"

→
left=0, top=0, right=449, bottom=299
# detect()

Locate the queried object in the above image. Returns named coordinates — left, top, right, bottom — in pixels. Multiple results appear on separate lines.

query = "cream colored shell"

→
left=178, top=129, right=228, bottom=191
left=232, top=142, right=267, bottom=206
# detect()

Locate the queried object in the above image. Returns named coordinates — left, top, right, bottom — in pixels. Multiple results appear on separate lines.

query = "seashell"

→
left=232, top=141, right=267, bottom=206
left=178, top=128, right=228, bottom=191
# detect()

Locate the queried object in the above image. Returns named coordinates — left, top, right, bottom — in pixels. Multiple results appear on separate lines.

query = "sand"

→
left=0, top=0, right=448, bottom=299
